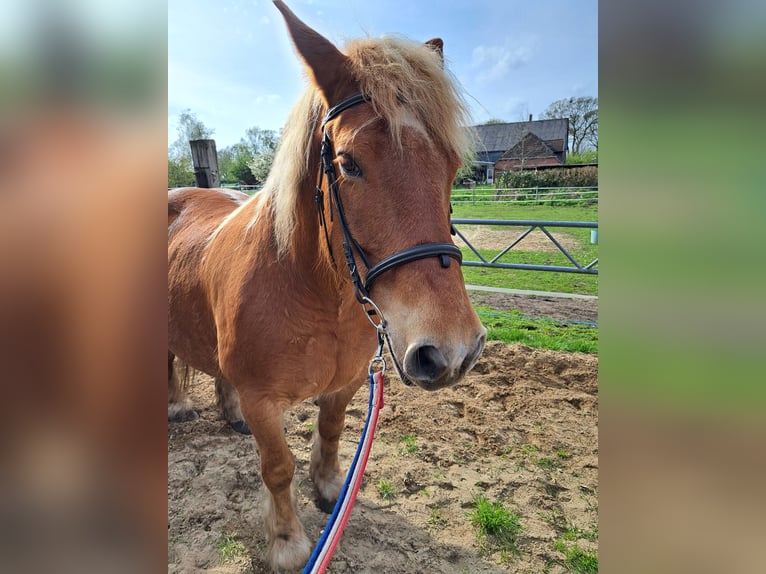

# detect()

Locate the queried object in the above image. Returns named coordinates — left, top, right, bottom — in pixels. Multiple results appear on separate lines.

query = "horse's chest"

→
left=308, top=318, right=377, bottom=391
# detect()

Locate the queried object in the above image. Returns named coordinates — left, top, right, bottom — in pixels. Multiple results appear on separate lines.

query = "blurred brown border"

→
left=601, top=1, right=766, bottom=572
left=0, top=2, right=167, bottom=572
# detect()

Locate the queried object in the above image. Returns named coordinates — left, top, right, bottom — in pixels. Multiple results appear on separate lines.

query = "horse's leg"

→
left=167, top=351, right=198, bottom=422
left=310, top=378, right=365, bottom=513
left=241, top=398, right=311, bottom=571
left=214, top=377, right=251, bottom=434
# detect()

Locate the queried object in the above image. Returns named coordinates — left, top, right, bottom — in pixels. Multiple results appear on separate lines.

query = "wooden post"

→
left=189, top=139, right=220, bottom=188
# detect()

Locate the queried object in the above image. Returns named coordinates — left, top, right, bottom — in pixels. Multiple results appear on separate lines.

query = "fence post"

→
left=190, top=139, right=220, bottom=188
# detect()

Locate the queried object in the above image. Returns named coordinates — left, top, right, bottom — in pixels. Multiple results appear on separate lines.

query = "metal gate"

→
left=451, top=219, right=598, bottom=275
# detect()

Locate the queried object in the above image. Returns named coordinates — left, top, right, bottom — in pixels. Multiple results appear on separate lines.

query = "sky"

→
left=168, top=0, right=597, bottom=149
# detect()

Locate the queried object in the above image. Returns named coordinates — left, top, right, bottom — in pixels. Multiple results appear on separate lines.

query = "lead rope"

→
left=302, top=315, right=389, bottom=574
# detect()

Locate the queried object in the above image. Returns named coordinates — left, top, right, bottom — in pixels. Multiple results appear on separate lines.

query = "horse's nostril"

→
left=405, top=344, right=449, bottom=383
left=464, top=331, right=487, bottom=371
left=477, top=330, right=487, bottom=355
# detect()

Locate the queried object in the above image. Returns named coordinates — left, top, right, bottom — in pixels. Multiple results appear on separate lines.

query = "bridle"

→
left=314, top=93, right=462, bottom=350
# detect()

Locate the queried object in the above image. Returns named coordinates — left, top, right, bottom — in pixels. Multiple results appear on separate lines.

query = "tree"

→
left=541, top=97, right=598, bottom=154
left=566, top=150, right=598, bottom=165
left=219, top=142, right=255, bottom=184
left=248, top=149, right=277, bottom=183
left=168, top=156, right=194, bottom=188
left=217, top=147, right=235, bottom=183
left=169, top=109, right=214, bottom=161
left=242, top=126, right=279, bottom=156
left=230, top=127, right=280, bottom=184
left=168, top=109, right=214, bottom=186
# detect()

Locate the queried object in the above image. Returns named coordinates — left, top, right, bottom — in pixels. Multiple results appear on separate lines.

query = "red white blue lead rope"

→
left=302, top=369, right=385, bottom=574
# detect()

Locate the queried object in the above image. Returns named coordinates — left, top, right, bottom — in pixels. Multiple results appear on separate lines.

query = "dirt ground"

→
left=168, top=295, right=598, bottom=573
left=455, top=227, right=580, bottom=254
left=468, top=291, right=598, bottom=325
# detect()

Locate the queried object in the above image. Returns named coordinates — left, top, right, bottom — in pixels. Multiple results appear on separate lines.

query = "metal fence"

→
left=220, top=183, right=262, bottom=193
left=451, top=219, right=598, bottom=275
left=452, top=186, right=598, bottom=206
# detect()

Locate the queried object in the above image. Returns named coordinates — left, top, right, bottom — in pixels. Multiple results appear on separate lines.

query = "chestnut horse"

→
left=168, top=1, right=486, bottom=570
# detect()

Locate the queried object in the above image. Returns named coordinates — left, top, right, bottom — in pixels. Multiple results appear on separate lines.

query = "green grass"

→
left=469, top=496, right=523, bottom=552
left=213, top=532, right=246, bottom=564
left=451, top=202, right=597, bottom=222
left=554, top=540, right=598, bottom=574
left=536, top=457, right=562, bottom=471
left=451, top=184, right=494, bottom=201
left=377, top=479, right=395, bottom=501
left=476, top=306, right=598, bottom=354
left=563, top=523, right=598, bottom=542
left=399, top=434, right=418, bottom=455
left=462, top=252, right=598, bottom=295
left=553, top=523, right=598, bottom=574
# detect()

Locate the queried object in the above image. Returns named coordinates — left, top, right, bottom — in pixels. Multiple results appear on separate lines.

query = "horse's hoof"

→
left=268, top=531, right=311, bottom=572
left=315, top=495, right=337, bottom=514
left=168, top=409, right=198, bottom=423
left=230, top=420, right=251, bottom=435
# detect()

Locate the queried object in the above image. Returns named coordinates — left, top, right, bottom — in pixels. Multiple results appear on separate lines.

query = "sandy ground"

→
left=168, top=296, right=598, bottom=573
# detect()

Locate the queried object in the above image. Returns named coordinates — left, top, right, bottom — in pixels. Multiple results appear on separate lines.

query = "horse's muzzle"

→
left=401, top=329, right=486, bottom=391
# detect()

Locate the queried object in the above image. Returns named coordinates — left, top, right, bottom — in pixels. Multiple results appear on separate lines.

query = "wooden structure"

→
left=190, top=139, right=220, bottom=188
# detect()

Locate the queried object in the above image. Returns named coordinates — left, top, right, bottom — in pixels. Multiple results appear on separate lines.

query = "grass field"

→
left=475, top=306, right=598, bottom=354
left=451, top=201, right=598, bottom=223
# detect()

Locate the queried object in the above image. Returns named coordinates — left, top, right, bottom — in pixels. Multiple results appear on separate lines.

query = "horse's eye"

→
left=338, top=154, right=363, bottom=178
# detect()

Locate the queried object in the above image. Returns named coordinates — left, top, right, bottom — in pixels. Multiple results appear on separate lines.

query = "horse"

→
left=168, top=1, right=487, bottom=570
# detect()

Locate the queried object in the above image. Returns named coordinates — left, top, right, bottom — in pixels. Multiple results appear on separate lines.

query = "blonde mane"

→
left=263, top=35, right=474, bottom=255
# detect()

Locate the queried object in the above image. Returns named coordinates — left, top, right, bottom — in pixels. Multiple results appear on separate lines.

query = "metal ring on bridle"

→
left=368, top=355, right=386, bottom=376
left=360, top=296, right=387, bottom=332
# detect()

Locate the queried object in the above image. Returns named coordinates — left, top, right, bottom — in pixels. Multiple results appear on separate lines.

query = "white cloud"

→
left=254, top=94, right=282, bottom=105
left=502, top=98, right=531, bottom=121
left=471, top=39, right=537, bottom=83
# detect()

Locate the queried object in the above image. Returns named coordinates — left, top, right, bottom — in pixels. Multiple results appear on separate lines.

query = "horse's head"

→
left=274, top=0, right=486, bottom=390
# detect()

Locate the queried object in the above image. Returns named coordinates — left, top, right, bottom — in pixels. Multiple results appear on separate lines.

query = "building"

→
left=470, top=118, right=569, bottom=183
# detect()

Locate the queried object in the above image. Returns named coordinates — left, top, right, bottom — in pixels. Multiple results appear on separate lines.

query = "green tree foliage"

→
left=542, top=97, right=598, bottom=154
left=242, top=126, right=279, bottom=156
left=168, top=156, right=194, bottom=188
left=169, top=109, right=214, bottom=161
left=219, top=142, right=254, bottom=184
left=495, top=165, right=597, bottom=189
left=248, top=149, right=277, bottom=183
left=220, top=127, right=280, bottom=185
left=168, top=109, right=214, bottom=187
left=567, top=150, right=598, bottom=165
left=454, top=162, right=475, bottom=183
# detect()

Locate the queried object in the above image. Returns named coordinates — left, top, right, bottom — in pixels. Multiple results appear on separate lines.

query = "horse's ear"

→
left=273, top=0, right=350, bottom=104
left=425, top=38, right=444, bottom=66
